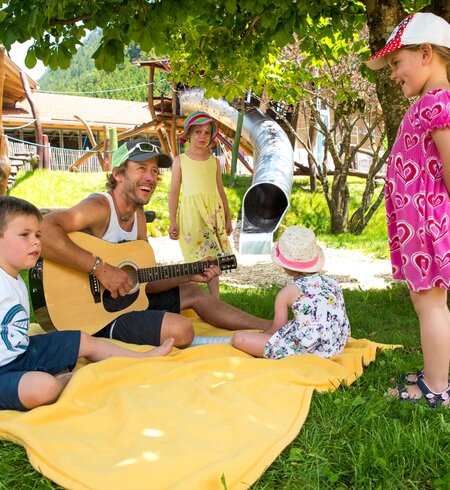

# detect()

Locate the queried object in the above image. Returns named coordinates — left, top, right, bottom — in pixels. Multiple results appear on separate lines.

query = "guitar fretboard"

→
left=138, top=259, right=219, bottom=283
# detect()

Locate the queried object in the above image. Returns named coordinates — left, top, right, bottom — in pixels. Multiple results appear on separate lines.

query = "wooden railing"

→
left=9, top=141, right=103, bottom=172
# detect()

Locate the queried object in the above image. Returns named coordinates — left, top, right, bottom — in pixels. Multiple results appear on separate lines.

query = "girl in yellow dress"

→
left=169, top=112, right=233, bottom=298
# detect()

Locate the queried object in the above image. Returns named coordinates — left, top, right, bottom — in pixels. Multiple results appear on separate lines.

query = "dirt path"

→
left=148, top=235, right=394, bottom=290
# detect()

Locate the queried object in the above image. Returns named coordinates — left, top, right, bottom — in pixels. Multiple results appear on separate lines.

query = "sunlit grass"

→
left=5, top=170, right=447, bottom=490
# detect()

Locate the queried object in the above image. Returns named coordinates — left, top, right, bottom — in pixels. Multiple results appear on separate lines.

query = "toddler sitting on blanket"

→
left=232, top=226, right=351, bottom=359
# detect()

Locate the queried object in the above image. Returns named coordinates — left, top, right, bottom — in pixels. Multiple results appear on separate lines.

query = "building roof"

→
left=2, top=54, right=37, bottom=105
left=4, top=91, right=153, bottom=130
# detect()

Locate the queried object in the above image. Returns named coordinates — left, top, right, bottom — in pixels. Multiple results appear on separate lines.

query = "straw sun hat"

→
left=271, top=226, right=325, bottom=273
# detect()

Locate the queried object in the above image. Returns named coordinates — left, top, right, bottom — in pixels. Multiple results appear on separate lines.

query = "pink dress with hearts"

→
left=385, top=88, right=450, bottom=292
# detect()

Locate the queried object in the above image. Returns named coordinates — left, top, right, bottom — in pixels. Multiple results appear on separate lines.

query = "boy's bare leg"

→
left=79, top=332, right=174, bottom=361
left=18, top=371, right=71, bottom=409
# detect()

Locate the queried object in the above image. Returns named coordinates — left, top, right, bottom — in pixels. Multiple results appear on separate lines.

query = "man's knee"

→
left=161, top=314, right=194, bottom=348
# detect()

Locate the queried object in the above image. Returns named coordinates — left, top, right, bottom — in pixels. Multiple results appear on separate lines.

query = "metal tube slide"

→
left=179, top=88, right=294, bottom=254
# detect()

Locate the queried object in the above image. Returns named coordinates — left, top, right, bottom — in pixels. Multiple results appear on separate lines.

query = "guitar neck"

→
left=138, top=259, right=219, bottom=284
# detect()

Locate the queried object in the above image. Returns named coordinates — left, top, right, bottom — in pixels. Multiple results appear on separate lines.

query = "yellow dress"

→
left=178, top=153, right=232, bottom=261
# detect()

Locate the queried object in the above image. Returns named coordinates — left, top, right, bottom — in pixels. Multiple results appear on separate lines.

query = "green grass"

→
left=2, top=171, right=449, bottom=490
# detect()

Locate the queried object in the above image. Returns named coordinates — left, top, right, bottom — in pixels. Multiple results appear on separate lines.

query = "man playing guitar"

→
left=39, top=139, right=270, bottom=348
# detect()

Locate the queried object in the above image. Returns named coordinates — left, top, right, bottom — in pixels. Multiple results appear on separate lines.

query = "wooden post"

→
left=74, top=114, right=104, bottom=168
left=103, top=126, right=110, bottom=171
left=20, top=71, right=46, bottom=169
left=147, top=65, right=157, bottom=121
left=170, top=81, right=178, bottom=157
left=157, top=128, right=171, bottom=156
left=42, top=134, right=50, bottom=169
left=0, top=46, right=10, bottom=195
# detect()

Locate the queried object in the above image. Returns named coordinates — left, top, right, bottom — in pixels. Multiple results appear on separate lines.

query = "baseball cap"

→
left=112, top=139, right=172, bottom=168
left=366, top=13, right=450, bottom=70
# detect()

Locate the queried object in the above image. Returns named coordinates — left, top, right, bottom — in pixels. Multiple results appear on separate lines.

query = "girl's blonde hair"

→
left=404, top=44, right=450, bottom=80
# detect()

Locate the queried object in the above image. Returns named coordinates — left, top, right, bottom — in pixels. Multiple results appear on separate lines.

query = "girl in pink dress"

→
left=366, top=12, right=450, bottom=407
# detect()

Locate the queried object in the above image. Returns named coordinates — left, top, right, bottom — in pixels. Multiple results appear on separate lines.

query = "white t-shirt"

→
left=0, top=267, right=30, bottom=367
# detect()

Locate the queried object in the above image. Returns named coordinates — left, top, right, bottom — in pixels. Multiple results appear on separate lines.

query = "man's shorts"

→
left=0, top=330, right=81, bottom=411
left=94, top=287, right=181, bottom=346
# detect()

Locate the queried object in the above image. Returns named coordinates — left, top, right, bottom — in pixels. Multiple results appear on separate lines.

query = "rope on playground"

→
left=35, top=82, right=153, bottom=95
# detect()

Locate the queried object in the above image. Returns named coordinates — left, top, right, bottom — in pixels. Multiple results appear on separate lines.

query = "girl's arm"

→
left=432, top=127, right=450, bottom=194
left=268, top=283, right=298, bottom=333
left=168, top=156, right=182, bottom=240
left=215, top=158, right=233, bottom=235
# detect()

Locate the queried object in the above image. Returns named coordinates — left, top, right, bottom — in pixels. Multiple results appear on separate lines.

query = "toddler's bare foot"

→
left=146, top=338, right=174, bottom=357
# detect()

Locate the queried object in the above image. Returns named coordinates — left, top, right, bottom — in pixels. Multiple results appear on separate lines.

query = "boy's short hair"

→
left=0, top=196, right=42, bottom=237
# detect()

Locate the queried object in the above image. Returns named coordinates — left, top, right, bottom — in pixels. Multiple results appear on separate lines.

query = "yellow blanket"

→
left=0, top=312, right=394, bottom=490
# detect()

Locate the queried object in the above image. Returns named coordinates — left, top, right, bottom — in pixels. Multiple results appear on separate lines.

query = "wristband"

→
left=88, top=256, right=102, bottom=275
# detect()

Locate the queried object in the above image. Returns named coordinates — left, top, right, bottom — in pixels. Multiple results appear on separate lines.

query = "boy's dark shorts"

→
left=94, top=287, right=181, bottom=346
left=0, top=330, right=81, bottom=411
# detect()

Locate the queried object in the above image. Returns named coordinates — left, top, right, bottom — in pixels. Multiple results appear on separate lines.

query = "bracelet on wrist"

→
left=88, top=256, right=102, bottom=276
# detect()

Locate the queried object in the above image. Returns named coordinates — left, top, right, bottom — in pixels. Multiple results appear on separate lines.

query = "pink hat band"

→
left=274, top=243, right=319, bottom=270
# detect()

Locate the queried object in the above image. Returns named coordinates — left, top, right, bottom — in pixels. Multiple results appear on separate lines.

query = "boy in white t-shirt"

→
left=0, top=196, right=173, bottom=411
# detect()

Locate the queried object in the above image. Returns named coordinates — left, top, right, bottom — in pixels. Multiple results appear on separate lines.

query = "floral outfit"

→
left=178, top=153, right=231, bottom=261
left=264, top=274, right=350, bottom=359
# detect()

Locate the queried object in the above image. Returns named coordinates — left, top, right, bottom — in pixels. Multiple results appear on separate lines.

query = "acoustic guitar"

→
left=29, top=232, right=237, bottom=334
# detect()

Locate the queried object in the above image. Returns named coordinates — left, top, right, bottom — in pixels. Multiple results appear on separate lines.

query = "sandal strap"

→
left=416, top=378, right=450, bottom=408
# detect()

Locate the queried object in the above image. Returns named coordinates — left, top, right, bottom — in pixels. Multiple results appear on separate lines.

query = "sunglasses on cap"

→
left=112, top=140, right=172, bottom=168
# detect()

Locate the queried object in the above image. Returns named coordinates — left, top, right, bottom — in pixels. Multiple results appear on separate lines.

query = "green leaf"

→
left=24, top=48, right=37, bottom=69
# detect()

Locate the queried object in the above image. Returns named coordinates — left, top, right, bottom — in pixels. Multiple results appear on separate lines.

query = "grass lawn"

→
left=1, top=170, right=449, bottom=489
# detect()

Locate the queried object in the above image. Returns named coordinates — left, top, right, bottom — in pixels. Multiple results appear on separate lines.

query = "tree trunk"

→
left=428, top=0, right=450, bottom=21
left=307, top=122, right=317, bottom=192
left=0, top=46, right=10, bottom=196
left=365, top=0, right=410, bottom=146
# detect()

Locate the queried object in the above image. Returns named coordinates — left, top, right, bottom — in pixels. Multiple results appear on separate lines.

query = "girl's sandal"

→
left=402, top=370, right=450, bottom=386
left=388, top=380, right=450, bottom=408
left=416, top=378, right=450, bottom=408
left=387, top=384, right=421, bottom=403
left=402, top=370, right=423, bottom=385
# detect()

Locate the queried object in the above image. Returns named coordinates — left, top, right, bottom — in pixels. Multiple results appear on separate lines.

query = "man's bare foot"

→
left=146, top=338, right=174, bottom=357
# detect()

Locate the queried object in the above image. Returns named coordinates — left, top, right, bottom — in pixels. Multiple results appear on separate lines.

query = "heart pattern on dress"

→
left=426, top=157, right=442, bottom=180
left=412, top=193, right=425, bottom=217
left=386, top=210, right=397, bottom=225
left=432, top=277, right=449, bottom=288
left=420, top=103, right=443, bottom=123
left=435, top=253, right=450, bottom=269
left=404, top=133, right=419, bottom=150
left=412, top=252, right=432, bottom=279
left=395, top=157, right=419, bottom=184
left=397, top=221, right=414, bottom=245
left=425, top=214, right=448, bottom=242
left=395, top=194, right=410, bottom=209
left=426, top=193, right=446, bottom=208
left=417, top=227, right=425, bottom=246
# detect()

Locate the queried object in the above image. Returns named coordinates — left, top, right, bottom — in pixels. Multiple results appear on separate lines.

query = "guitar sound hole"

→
left=102, top=290, right=140, bottom=312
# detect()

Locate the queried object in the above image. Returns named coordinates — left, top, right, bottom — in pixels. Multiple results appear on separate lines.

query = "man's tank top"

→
left=97, top=192, right=138, bottom=243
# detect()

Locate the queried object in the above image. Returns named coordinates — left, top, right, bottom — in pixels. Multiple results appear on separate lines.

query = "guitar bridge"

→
left=89, top=275, right=101, bottom=303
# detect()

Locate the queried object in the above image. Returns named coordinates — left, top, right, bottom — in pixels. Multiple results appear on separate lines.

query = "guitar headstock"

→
left=218, top=254, right=237, bottom=271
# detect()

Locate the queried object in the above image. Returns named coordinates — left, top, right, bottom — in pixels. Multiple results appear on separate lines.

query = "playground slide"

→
left=179, top=89, right=294, bottom=254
